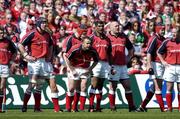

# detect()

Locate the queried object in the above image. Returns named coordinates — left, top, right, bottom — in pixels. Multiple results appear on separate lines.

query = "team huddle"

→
left=0, top=16, right=180, bottom=113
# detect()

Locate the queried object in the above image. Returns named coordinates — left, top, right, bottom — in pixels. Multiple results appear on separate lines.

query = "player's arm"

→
left=146, top=37, right=157, bottom=69
left=88, top=49, right=99, bottom=72
left=125, top=37, right=134, bottom=62
left=107, top=38, right=113, bottom=66
left=157, top=40, right=169, bottom=67
left=18, top=32, right=36, bottom=62
left=64, top=48, right=76, bottom=74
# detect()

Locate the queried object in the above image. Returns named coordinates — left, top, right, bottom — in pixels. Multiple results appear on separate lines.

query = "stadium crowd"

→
left=0, top=0, right=180, bottom=113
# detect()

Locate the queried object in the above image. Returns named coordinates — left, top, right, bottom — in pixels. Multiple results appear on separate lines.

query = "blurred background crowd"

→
left=0, top=0, right=179, bottom=75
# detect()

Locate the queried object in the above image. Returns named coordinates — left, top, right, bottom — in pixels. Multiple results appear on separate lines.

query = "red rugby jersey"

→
left=66, top=43, right=99, bottom=68
left=20, top=29, right=53, bottom=58
left=158, top=39, right=180, bottom=65
left=91, top=33, right=112, bottom=62
left=62, top=34, right=82, bottom=53
left=147, top=33, right=165, bottom=62
left=108, top=33, right=133, bottom=65
left=0, top=38, right=17, bottom=65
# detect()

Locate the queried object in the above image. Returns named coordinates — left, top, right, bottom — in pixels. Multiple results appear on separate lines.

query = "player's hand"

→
left=25, top=55, right=36, bottom=62
left=111, top=67, right=116, bottom=75
left=72, top=70, right=78, bottom=77
left=148, top=68, right=154, bottom=75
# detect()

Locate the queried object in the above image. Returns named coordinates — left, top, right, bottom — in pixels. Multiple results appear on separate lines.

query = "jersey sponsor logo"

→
left=0, top=48, right=8, bottom=52
left=169, top=50, right=180, bottom=53
left=112, top=44, right=125, bottom=47
left=95, top=44, right=108, bottom=47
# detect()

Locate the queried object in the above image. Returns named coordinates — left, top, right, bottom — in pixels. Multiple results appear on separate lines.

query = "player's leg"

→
left=72, top=80, right=81, bottom=112
left=165, top=81, right=174, bottom=112
left=21, top=74, right=37, bottom=112
left=108, top=81, right=117, bottom=111
left=96, top=78, right=105, bottom=112
left=89, top=76, right=98, bottom=112
left=66, top=78, right=75, bottom=112
left=79, top=78, right=87, bottom=111
left=33, top=81, right=43, bottom=112
left=0, top=77, right=6, bottom=113
left=177, top=83, right=180, bottom=112
left=153, top=78, right=165, bottom=112
left=120, top=79, right=136, bottom=112
left=48, top=77, right=62, bottom=112
left=137, top=84, right=155, bottom=112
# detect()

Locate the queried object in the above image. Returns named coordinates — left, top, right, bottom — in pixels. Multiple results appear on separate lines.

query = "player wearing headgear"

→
left=19, top=17, right=62, bottom=112
left=139, top=24, right=166, bottom=112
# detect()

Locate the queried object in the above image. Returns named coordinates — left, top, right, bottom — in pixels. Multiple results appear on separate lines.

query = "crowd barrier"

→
left=5, top=74, right=178, bottom=109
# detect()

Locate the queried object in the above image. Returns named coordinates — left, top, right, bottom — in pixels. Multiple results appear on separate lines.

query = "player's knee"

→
left=81, top=85, right=86, bottom=92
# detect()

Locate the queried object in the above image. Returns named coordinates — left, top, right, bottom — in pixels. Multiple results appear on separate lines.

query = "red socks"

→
left=166, top=93, right=172, bottom=111
left=155, top=92, right=165, bottom=112
left=108, top=90, right=115, bottom=108
left=51, top=93, right=60, bottom=112
left=66, top=92, right=74, bottom=111
left=80, top=92, right=86, bottom=110
left=23, top=93, right=31, bottom=107
left=33, top=91, right=41, bottom=110
left=125, top=91, right=135, bottom=109
left=72, top=92, right=80, bottom=111
left=141, top=91, right=154, bottom=108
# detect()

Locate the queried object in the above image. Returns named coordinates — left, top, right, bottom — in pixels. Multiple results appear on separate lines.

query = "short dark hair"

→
left=94, top=20, right=104, bottom=27
left=82, top=36, right=92, bottom=42
left=0, top=26, right=4, bottom=32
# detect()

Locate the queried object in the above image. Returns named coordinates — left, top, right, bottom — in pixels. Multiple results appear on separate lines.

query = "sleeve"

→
left=62, top=36, right=73, bottom=53
left=106, top=37, right=112, bottom=55
left=125, top=37, right=134, bottom=50
left=66, top=46, right=77, bottom=60
left=157, top=40, right=168, bottom=55
left=20, top=31, right=35, bottom=46
left=8, top=39, right=17, bottom=54
left=48, top=35, right=54, bottom=46
left=91, top=49, right=99, bottom=62
left=147, top=37, right=157, bottom=54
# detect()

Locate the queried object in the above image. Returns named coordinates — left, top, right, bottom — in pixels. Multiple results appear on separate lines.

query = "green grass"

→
left=1, top=109, right=180, bottom=119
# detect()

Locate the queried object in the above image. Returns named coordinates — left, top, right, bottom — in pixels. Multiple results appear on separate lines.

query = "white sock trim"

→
left=80, top=92, right=87, bottom=97
left=95, top=90, right=102, bottom=94
left=67, top=92, right=74, bottom=96
left=166, top=91, right=172, bottom=94
left=89, top=89, right=95, bottom=94
left=155, top=91, right=162, bottom=94
left=125, top=90, right=132, bottom=94
left=109, top=90, right=115, bottom=95
left=75, top=90, right=80, bottom=93
left=51, top=93, right=58, bottom=98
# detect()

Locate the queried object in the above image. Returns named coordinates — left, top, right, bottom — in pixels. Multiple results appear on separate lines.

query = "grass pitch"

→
left=1, top=109, right=180, bottom=119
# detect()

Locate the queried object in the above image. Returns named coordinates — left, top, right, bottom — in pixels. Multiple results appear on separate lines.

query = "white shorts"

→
left=0, top=64, right=9, bottom=78
left=152, top=62, right=165, bottom=79
left=109, top=65, right=129, bottom=81
left=28, top=58, right=55, bottom=79
left=163, top=64, right=180, bottom=83
left=92, top=61, right=110, bottom=79
left=67, top=68, right=89, bottom=80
